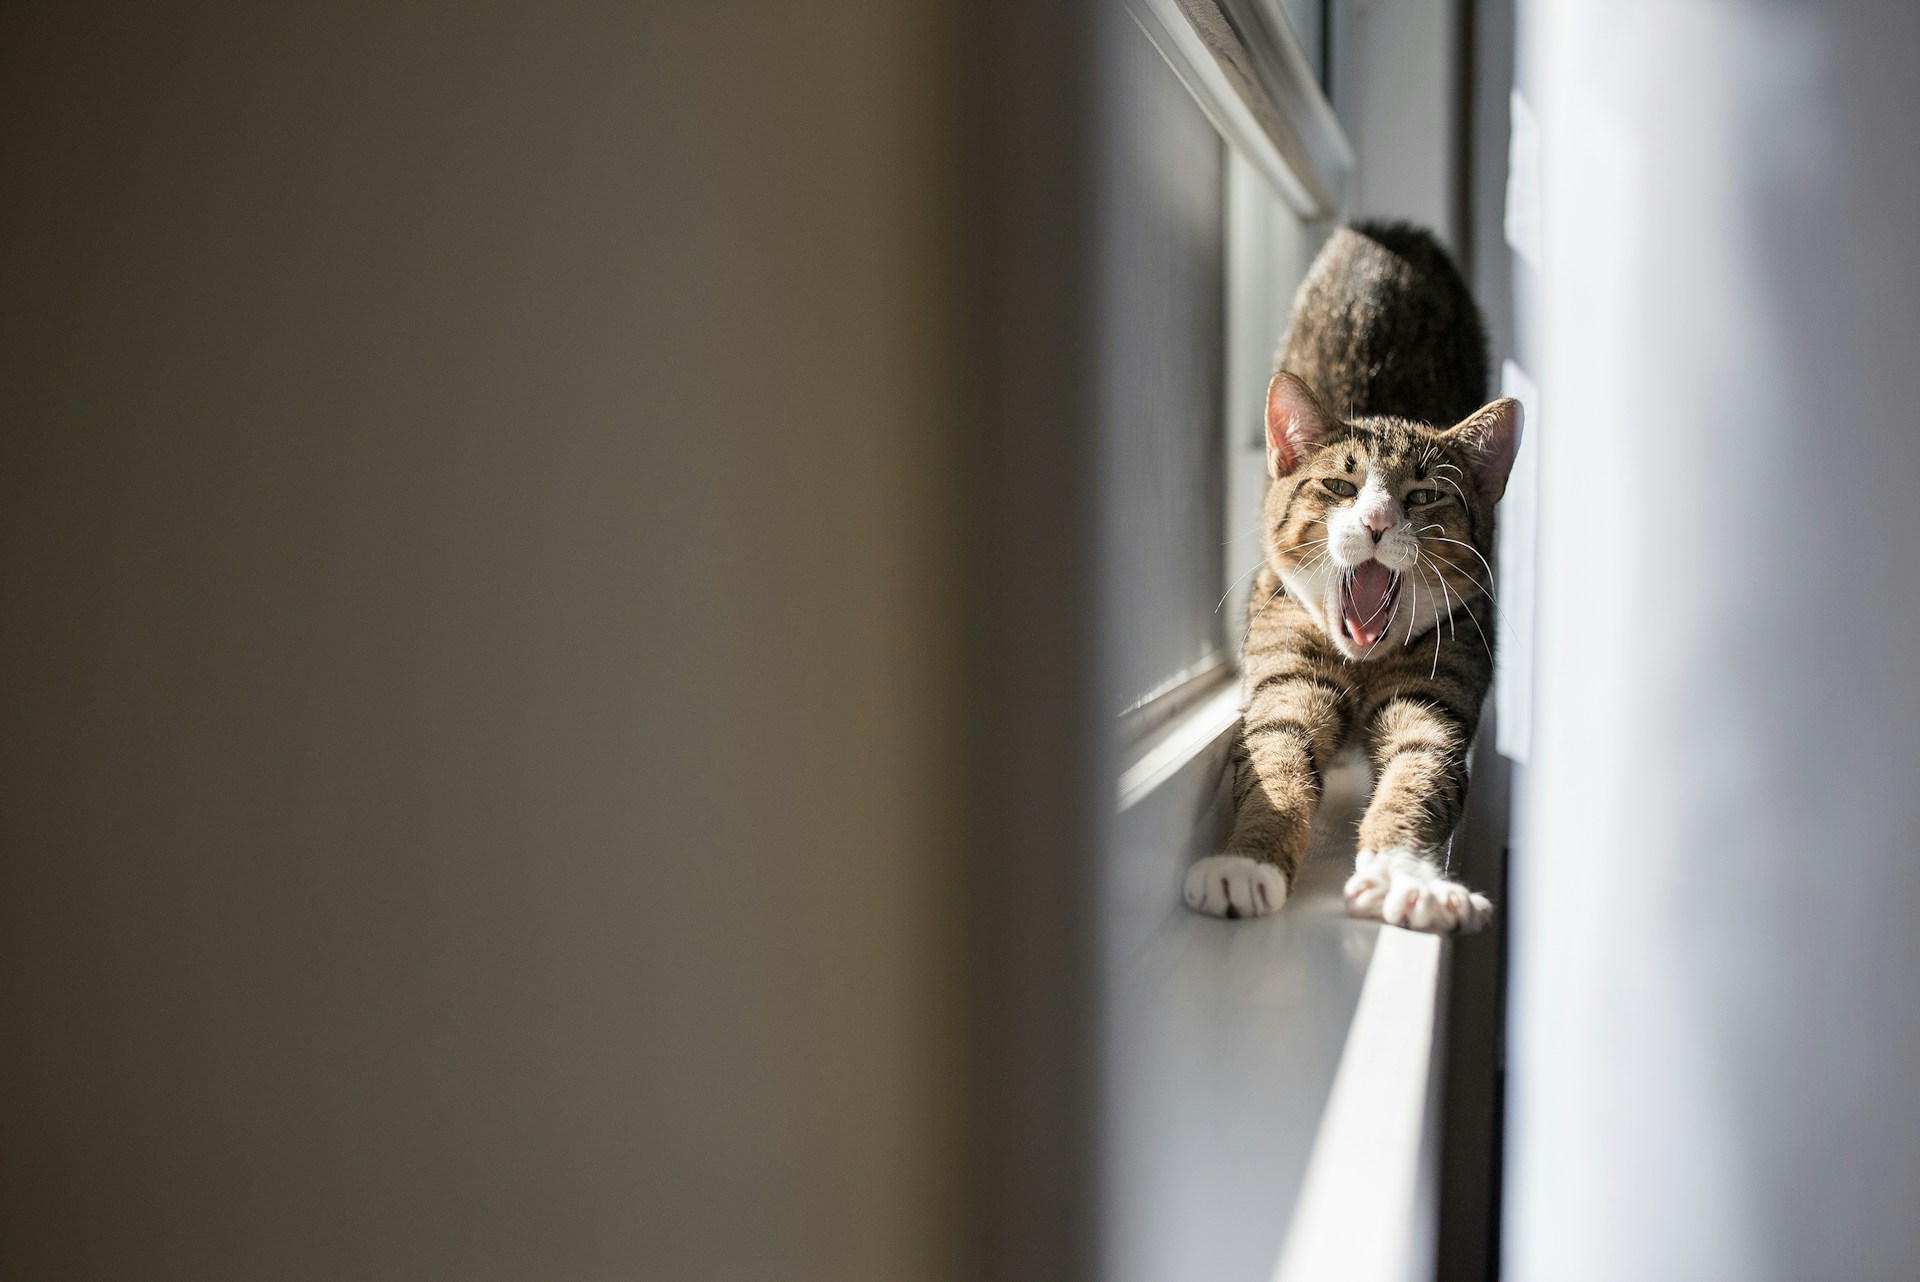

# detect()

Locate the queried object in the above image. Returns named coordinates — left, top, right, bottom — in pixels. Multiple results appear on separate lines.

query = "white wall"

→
left=1507, top=2, right=1920, bottom=1277
left=1332, top=0, right=1462, bottom=249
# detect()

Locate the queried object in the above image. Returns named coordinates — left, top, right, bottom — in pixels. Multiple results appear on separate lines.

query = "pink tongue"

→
left=1342, top=561, right=1396, bottom=647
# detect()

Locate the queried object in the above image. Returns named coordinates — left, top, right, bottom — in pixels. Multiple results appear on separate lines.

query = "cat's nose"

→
left=1362, top=508, right=1395, bottom=542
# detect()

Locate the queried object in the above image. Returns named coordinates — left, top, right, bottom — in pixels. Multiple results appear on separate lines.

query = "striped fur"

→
left=1190, top=223, right=1513, bottom=934
left=1231, top=422, right=1492, bottom=870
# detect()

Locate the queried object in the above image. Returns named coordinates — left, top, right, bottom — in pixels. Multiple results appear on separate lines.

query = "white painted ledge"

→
left=1104, top=698, right=1448, bottom=1282
left=1272, top=926, right=1445, bottom=1282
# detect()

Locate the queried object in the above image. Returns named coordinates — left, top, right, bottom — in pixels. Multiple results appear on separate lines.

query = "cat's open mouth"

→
left=1340, top=561, right=1399, bottom=649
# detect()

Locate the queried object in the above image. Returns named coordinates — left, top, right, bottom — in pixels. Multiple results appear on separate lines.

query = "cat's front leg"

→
left=1185, top=684, right=1343, bottom=920
left=1347, top=696, right=1493, bottom=935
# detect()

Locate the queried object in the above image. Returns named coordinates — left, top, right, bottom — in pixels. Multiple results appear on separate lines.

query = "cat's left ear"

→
left=1443, top=398, right=1524, bottom=502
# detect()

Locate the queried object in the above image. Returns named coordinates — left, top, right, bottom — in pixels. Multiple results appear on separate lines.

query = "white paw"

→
left=1344, top=847, right=1493, bottom=935
left=1184, top=854, right=1288, bottom=919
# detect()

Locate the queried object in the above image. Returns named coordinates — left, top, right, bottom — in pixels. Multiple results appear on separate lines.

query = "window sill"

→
left=1105, top=688, right=1448, bottom=1282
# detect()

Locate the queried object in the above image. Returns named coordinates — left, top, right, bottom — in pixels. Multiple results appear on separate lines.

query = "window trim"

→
left=1125, top=0, right=1353, bottom=218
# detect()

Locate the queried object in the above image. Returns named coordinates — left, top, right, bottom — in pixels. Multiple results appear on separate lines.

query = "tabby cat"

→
left=1184, top=222, right=1520, bottom=935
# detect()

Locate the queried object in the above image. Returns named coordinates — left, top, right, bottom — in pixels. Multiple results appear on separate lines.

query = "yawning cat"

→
left=1184, top=223, right=1519, bottom=935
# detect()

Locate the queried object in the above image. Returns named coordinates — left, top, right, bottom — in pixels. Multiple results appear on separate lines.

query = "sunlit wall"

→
left=1507, top=2, right=1920, bottom=1277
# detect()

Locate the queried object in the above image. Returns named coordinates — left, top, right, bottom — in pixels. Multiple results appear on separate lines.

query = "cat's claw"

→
left=1345, top=846, right=1492, bottom=935
left=1184, top=854, right=1288, bottom=919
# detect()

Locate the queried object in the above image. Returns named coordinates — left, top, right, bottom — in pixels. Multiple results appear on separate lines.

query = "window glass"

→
left=1279, top=0, right=1328, bottom=88
left=1098, top=19, right=1228, bottom=716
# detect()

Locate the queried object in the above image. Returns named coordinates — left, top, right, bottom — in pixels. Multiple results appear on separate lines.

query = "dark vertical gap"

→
left=1435, top=732, right=1507, bottom=1282
left=1432, top=1, right=1510, bottom=1274
left=1477, top=0, right=1518, bottom=1271
left=1486, top=843, right=1511, bottom=1281
left=1319, top=0, right=1334, bottom=104
left=1454, top=0, right=1477, bottom=276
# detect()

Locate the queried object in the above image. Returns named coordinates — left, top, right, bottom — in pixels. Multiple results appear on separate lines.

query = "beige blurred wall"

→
left=0, top=3, right=969, bottom=1278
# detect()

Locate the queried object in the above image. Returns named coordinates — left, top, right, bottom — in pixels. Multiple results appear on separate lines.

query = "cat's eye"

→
left=1404, top=488, right=1441, bottom=506
left=1321, top=478, right=1358, bottom=498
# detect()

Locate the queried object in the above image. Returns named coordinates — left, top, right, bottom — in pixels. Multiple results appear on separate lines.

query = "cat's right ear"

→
left=1266, top=372, right=1331, bottom=478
